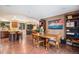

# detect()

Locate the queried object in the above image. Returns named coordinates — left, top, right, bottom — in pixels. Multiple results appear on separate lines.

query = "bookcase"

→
left=65, top=13, right=79, bottom=47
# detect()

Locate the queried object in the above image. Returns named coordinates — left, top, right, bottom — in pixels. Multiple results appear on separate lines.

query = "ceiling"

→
left=0, top=5, right=79, bottom=20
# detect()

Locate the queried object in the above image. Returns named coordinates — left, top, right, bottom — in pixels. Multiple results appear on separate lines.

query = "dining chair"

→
left=32, top=33, right=44, bottom=48
left=48, top=33, right=61, bottom=49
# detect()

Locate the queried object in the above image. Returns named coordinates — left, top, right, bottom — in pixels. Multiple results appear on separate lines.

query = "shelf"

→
left=66, top=37, right=79, bottom=39
left=72, top=40, right=79, bottom=43
left=65, top=13, right=79, bottom=39
left=65, top=13, right=79, bottom=47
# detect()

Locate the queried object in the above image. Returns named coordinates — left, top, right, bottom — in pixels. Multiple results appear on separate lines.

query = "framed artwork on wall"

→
left=12, top=21, right=18, bottom=28
left=48, top=19, right=64, bottom=29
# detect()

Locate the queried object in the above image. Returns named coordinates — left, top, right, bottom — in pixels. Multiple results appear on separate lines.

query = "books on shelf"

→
left=67, top=15, right=72, bottom=19
left=66, top=22, right=75, bottom=27
left=66, top=32, right=75, bottom=35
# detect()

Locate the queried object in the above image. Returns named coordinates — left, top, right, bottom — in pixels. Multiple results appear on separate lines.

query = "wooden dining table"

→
left=32, top=33, right=60, bottom=50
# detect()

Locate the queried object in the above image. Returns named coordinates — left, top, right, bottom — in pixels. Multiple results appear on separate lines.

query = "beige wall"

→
left=44, top=15, right=65, bottom=38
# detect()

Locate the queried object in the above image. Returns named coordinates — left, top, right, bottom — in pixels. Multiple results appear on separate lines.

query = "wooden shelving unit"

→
left=65, top=12, right=79, bottom=46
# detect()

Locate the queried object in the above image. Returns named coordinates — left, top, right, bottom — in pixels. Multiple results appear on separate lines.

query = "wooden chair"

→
left=48, top=34, right=61, bottom=49
left=32, top=33, right=44, bottom=48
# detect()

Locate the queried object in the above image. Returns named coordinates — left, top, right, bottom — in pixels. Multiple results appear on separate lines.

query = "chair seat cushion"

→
left=49, top=37, right=56, bottom=41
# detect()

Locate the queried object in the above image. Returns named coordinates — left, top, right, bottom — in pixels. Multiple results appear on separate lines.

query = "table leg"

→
left=32, top=35, right=35, bottom=47
left=56, top=42, right=60, bottom=48
left=36, top=36, right=39, bottom=48
left=45, top=38, right=49, bottom=50
left=33, top=39, right=35, bottom=47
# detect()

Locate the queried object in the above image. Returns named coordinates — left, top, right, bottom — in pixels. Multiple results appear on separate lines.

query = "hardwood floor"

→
left=0, top=35, right=79, bottom=54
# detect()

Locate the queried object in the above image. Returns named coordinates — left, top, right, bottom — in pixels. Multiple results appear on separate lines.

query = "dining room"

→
left=0, top=5, right=79, bottom=54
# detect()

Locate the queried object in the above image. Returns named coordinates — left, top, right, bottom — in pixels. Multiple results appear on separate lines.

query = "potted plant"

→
left=0, top=21, right=5, bottom=30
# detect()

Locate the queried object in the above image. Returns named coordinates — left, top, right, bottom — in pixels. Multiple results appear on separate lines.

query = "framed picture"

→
left=48, top=19, right=64, bottom=29
left=12, top=21, right=18, bottom=28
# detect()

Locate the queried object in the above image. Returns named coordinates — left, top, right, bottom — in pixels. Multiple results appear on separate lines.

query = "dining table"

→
left=32, top=33, right=60, bottom=50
